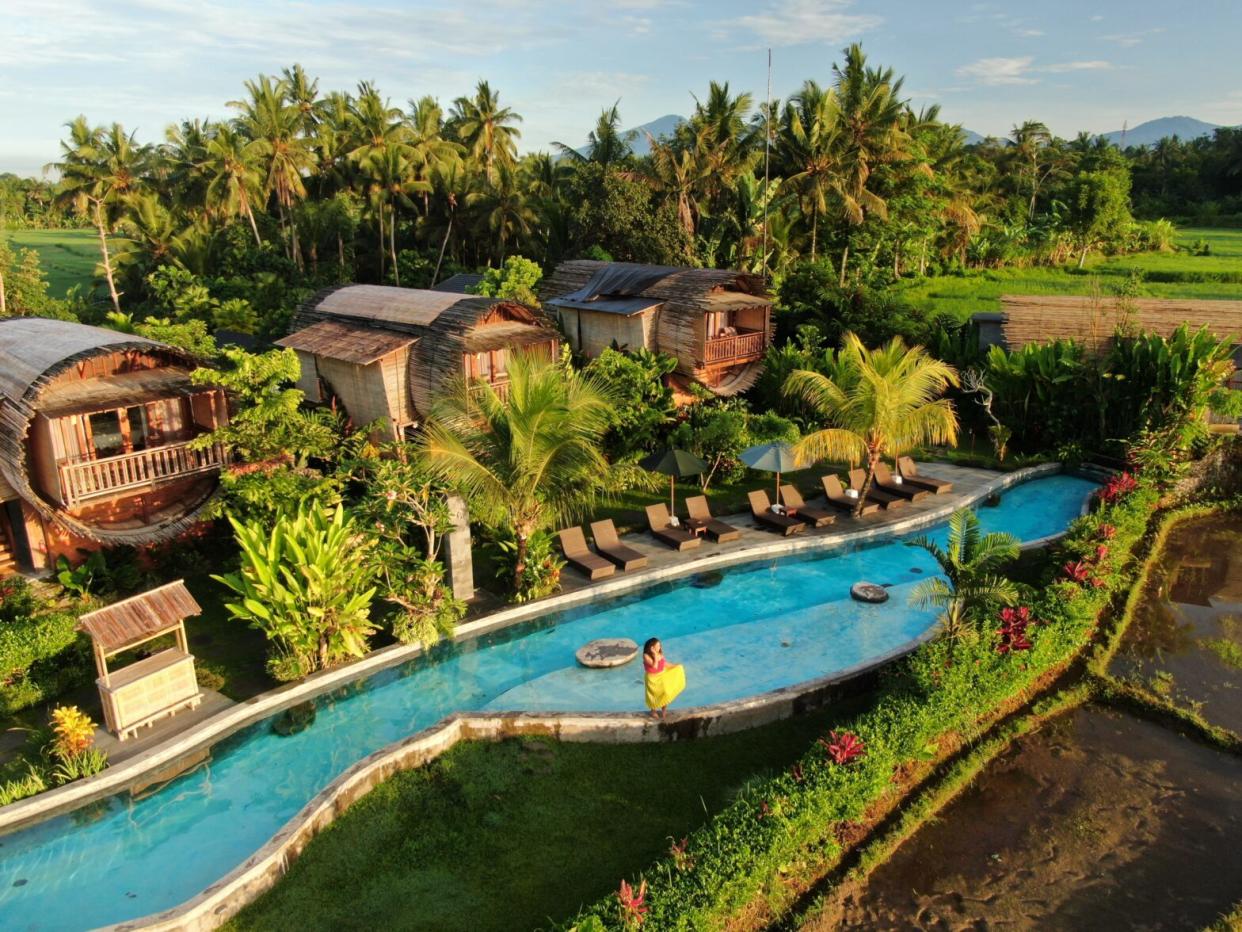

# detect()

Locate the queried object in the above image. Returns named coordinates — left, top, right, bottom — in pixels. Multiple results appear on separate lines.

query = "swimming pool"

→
left=0, top=474, right=1097, bottom=930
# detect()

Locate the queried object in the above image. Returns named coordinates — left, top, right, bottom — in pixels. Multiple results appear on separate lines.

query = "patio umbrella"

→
left=739, top=441, right=803, bottom=503
left=639, top=447, right=708, bottom=514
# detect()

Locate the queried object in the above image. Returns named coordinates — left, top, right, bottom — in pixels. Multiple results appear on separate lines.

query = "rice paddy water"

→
left=0, top=474, right=1097, bottom=930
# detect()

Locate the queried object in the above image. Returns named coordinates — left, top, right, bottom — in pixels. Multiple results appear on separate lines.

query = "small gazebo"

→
left=77, top=580, right=203, bottom=741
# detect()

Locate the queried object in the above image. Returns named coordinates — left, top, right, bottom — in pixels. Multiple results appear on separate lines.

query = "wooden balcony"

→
left=705, top=330, right=767, bottom=365
left=469, top=377, right=511, bottom=401
left=57, top=440, right=229, bottom=509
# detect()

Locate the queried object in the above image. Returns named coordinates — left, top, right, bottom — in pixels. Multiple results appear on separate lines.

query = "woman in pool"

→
left=643, top=637, right=686, bottom=719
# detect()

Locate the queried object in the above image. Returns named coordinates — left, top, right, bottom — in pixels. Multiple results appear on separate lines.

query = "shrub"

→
left=387, top=559, right=466, bottom=648
left=0, top=766, right=47, bottom=806
left=485, top=529, right=563, bottom=604
left=48, top=705, right=107, bottom=785
left=0, top=598, right=87, bottom=716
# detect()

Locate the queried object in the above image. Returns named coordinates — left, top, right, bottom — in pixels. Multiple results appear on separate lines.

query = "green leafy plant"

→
left=387, top=559, right=466, bottom=647
left=485, top=529, right=564, bottom=603
left=214, top=504, right=380, bottom=680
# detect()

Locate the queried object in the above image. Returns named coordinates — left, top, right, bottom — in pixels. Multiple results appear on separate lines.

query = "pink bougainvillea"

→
left=819, top=730, right=866, bottom=764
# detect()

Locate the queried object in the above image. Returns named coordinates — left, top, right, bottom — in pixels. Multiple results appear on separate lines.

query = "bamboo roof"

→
left=0, top=317, right=217, bottom=546
left=431, top=273, right=484, bottom=294
left=295, top=285, right=465, bottom=331
left=38, top=367, right=203, bottom=419
left=77, top=580, right=202, bottom=655
left=988, top=295, right=1242, bottom=351
left=275, top=320, right=416, bottom=365
left=464, top=321, right=558, bottom=352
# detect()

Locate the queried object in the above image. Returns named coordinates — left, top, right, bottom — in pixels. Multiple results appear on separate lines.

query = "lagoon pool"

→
left=0, top=474, right=1097, bottom=931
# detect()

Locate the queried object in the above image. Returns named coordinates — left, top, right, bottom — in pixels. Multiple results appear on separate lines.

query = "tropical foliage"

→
left=215, top=504, right=379, bottom=680
left=784, top=333, right=959, bottom=513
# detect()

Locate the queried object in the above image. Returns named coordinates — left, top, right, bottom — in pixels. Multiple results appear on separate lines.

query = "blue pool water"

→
left=0, top=474, right=1096, bottom=930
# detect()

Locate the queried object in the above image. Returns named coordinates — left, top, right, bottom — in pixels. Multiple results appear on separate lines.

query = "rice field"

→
left=897, top=227, right=1242, bottom=322
left=1, top=228, right=109, bottom=298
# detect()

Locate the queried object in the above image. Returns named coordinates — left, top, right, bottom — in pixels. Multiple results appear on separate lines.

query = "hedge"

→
left=559, top=476, right=1160, bottom=931
left=0, top=580, right=91, bottom=716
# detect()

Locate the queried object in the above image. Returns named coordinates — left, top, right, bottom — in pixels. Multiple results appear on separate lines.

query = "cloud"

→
left=956, top=57, right=1038, bottom=86
left=1043, top=60, right=1114, bottom=73
left=957, top=57, right=1115, bottom=86
left=730, top=0, right=882, bottom=48
left=1101, top=27, right=1166, bottom=47
left=1015, top=28, right=1045, bottom=37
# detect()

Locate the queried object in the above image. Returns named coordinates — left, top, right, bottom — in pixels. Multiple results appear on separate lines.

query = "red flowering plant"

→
left=1062, top=560, right=1091, bottom=583
left=819, top=730, right=866, bottom=765
left=1098, top=471, right=1137, bottom=504
left=616, top=878, right=648, bottom=927
left=1097, top=523, right=1116, bottom=540
left=996, top=607, right=1033, bottom=653
left=669, top=837, right=693, bottom=871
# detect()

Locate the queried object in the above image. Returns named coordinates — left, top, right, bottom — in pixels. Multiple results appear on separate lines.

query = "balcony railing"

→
left=705, top=329, right=767, bottom=365
left=469, top=377, right=511, bottom=401
left=58, top=440, right=229, bottom=509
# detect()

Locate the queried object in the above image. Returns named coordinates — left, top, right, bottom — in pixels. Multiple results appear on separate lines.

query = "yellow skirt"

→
left=645, top=664, right=686, bottom=710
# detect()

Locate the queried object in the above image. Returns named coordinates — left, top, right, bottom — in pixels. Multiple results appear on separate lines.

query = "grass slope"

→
left=226, top=700, right=861, bottom=932
left=1, top=228, right=112, bottom=298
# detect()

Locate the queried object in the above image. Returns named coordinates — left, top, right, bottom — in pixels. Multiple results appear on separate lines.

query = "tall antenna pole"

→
left=762, top=47, right=772, bottom=281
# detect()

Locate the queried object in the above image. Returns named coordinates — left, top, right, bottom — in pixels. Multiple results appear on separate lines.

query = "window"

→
left=88, top=411, right=124, bottom=458
left=126, top=406, right=149, bottom=451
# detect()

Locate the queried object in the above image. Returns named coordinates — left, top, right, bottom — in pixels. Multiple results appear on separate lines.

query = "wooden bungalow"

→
left=542, top=261, right=773, bottom=397
left=277, top=284, right=560, bottom=440
left=974, top=295, right=1242, bottom=387
left=0, top=318, right=229, bottom=575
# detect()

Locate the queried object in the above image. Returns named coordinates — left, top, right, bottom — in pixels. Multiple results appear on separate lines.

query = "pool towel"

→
left=645, top=662, right=686, bottom=710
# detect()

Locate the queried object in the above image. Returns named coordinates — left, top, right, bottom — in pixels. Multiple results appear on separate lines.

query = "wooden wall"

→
left=316, top=352, right=407, bottom=441
left=563, top=309, right=654, bottom=356
left=291, top=350, right=323, bottom=403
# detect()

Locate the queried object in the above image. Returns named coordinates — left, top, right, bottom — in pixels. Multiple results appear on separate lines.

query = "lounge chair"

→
left=556, top=527, right=617, bottom=580
left=684, top=495, right=742, bottom=542
left=747, top=490, right=805, bottom=536
left=644, top=503, right=702, bottom=551
left=898, top=456, right=953, bottom=495
left=848, top=468, right=907, bottom=510
left=821, top=474, right=880, bottom=516
left=873, top=462, right=930, bottom=502
left=590, top=519, right=650, bottom=571
left=778, top=484, right=836, bottom=528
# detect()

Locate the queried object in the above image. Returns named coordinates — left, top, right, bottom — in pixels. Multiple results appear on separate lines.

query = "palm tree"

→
left=466, top=162, right=536, bottom=263
left=1009, top=120, right=1054, bottom=221
left=645, top=138, right=710, bottom=246
left=201, top=123, right=265, bottom=244
left=49, top=118, right=150, bottom=313
left=229, top=74, right=315, bottom=267
left=777, top=80, right=846, bottom=261
left=783, top=333, right=960, bottom=515
left=361, top=142, right=429, bottom=283
left=688, top=81, right=758, bottom=202
left=909, top=508, right=1020, bottom=642
left=421, top=351, right=615, bottom=596
left=553, top=102, right=635, bottom=167
left=449, top=81, right=522, bottom=180
left=406, top=96, right=463, bottom=215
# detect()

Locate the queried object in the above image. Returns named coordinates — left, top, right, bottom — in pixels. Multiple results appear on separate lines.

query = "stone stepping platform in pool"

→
left=557, top=463, right=1009, bottom=593
left=576, top=638, right=639, bottom=668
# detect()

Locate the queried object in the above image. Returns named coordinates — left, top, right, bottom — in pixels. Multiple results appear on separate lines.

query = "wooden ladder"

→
left=0, top=515, right=17, bottom=577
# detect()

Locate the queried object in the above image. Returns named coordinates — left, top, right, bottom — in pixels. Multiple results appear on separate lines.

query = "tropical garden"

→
left=1, top=39, right=1241, bottom=932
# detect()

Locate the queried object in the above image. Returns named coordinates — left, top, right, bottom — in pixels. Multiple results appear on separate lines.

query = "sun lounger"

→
left=747, top=490, right=805, bottom=536
left=590, top=519, right=650, bottom=571
left=778, top=484, right=835, bottom=528
left=898, top=456, right=953, bottom=494
left=684, top=495, right=742, bottom=542
left=556, top=527, right=617, bottom=580
left=873, top=462, right=930, bottom=502
left=644, top=503, right=702, bottom=551
left=848, top=468, right=907, bottom=510
left=821, top=474, right=881, bottom=515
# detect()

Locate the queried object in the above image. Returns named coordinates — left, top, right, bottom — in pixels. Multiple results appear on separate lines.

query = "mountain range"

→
left=583, top=115, right=1226, bottom=155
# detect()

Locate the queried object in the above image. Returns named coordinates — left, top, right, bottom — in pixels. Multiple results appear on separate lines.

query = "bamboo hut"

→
left=542, top=261, right=773, bottom=397
left=78, top=580, right=203, bottom=740
left=278, top=284, right=559, bottom=439
left=0, top=318, right=228, bottom=575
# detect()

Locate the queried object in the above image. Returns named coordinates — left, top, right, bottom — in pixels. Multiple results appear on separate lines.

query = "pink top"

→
left=644, top=656, right=666, bottom=674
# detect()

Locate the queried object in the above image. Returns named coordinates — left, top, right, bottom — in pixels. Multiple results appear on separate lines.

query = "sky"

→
left=3, top=0, right=1241, bottom=177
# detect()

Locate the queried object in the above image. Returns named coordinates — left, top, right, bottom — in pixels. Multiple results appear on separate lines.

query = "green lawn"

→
left=1, top=228, right=115, bottom=298
left=896, top=227, right=1242, bottom=322
left=226, top=697, right=864, bottom=932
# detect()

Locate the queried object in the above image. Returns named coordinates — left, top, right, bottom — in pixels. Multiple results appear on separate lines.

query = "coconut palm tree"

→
left=49, top=118, right=150, bottom=313
left=645, top=138, right=710, bottom=245
left=777, top=81, right=846, bottom=261
left=783, top=333, right=960, bottom=515
left=553, top=103, right=635, bottom=167
left=908, top=508, right=1020, bottom=642
left=420, top=351, right=615, bottom=597
left=466, top=162, right=536, bottom=263
left=201, top=123, right=266, bottom=244
left=361, top=142, right=429, bottom=284
left=449, top=81, right=522, bottom=180
left=406, top=96, right=463, bottom=215
left=229, top=74, right=315, bottom=267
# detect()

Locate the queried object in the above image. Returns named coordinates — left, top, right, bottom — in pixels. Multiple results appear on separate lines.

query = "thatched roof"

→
left=0, top=317, right=216, bottom=546
left=275, top=320, right=415, bottom=365
left=984, top=296, right=1242, bottom=351
left=38, top=367, right=201, bottom=419
left=292, top=285, right=467, bottom=332
left=542, top=261, right=771, bottom=394
left=78, top=580, right=201, bottom=655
